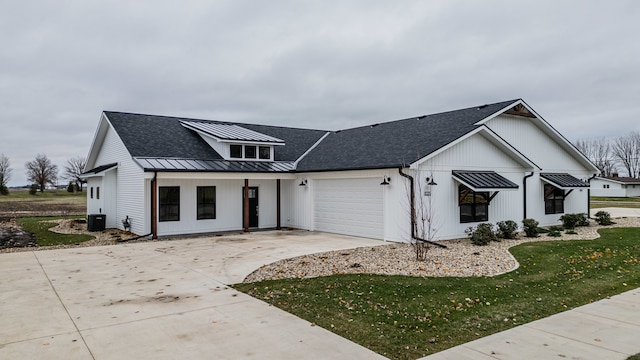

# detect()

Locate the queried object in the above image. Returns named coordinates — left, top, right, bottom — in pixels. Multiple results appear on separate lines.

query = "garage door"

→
left=314, top=178, right=384, bottom=239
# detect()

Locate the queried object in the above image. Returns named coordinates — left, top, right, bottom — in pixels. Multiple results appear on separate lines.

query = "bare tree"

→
left=403, top=169, right=439, bottom=261
left=612, top=132, right=640, bottom=178
left=25, top=154, right=58, bottom=192
left=0, top=154, right=11, bottom=195
left=64, top=156, right=87, bottom=192
left=575, top=137, right=617, bottom=177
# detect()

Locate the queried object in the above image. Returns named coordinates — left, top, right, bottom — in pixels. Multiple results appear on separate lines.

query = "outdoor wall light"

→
left=299, top=179, right=308, bottom=186
left=426, top=176, right=437, bottom=186
left=380, top=176, right=391, bottom=185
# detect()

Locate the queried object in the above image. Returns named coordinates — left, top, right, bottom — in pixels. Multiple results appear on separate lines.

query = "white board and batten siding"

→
left=93, top=123, right=147, bottom=235
left=419, top=133, right=527, bottom=240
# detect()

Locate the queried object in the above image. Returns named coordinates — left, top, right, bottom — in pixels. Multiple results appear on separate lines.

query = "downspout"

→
left=398, top=167, right=446, bottom=249
left=522, top=171, right=534, bottom=220
left=587, top=173, right=598, bottom=218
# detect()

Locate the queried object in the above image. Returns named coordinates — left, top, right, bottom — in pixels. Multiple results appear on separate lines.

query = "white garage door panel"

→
left=314, top=178, right=383, bottom=239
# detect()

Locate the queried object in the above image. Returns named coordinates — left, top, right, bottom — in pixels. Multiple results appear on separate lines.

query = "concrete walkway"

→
left=421, top=288, right=640, bottom=360
left=0, top=231, right=387, bottom=359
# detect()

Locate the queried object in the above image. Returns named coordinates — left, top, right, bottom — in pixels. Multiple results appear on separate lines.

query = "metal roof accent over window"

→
left=81, top=163, right=118, bottom=176
left=540, top=173, right=589, bottom=189
left=180, top=121, right=285, bottom=144
left=133, top=157, right=295, bottom=173
left=452, top=170, right=519, bottom=191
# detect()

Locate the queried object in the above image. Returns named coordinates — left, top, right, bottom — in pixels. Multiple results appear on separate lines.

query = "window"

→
left=459, top=185, right=489, bottom=223
left=197, top=186, right=216, bottom=220
left=90, top=187, right=94, bottom=199
left=544, top=184, right=564, bottom=214
left=259, top=146, right=270, bottom=159
left=159, top=186, right=180, bottom=221
left=96, top=187, right=100, bottom=200
left=230, top=145, right=242, bottom=158
left=245, top=145, right=257, bottom=159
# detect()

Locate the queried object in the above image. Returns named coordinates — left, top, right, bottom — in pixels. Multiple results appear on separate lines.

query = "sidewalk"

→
left=421, top=282, right=640, bottom=359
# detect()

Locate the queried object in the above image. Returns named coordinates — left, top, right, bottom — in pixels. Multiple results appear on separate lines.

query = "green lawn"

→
left=590, top=196, right=640, bottom=209
left=0, top=189, right=86, bottom=214
left=16, top=216, right=94, bottom=246
left=234, top=228, right=640, bottom=359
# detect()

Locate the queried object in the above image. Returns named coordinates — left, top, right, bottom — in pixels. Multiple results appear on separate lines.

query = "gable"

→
left=296, top=99, right=519, bottom=172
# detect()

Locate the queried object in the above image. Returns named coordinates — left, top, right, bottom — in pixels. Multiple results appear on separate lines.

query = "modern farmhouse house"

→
left=82, top=99, right=599, bottom=242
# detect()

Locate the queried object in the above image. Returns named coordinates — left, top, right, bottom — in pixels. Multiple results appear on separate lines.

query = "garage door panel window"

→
left=197, top=186, right=216, bottom=220
left=159, top=186, right=180, bottom=222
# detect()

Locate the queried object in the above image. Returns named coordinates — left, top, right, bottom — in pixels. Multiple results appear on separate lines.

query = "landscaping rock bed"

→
left=244, top=217, right=640, bottom=282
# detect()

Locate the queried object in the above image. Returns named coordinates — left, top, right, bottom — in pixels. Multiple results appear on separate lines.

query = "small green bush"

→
left=29, top=184, right=37, bottom=195
left=594, top=211, right=614, bottom=225
left=465, top=223, right=497, bottom=246
left=0, top=184, right=8, bottom=195
left=496, top=220, right=518, bottom=239
left=522, top=218, right=539, bottom=237
left=547, top=226, right=563, bottom=237
left=576, top=213, right=590, bottom=227
left=559, top=213, right=590, bottom=229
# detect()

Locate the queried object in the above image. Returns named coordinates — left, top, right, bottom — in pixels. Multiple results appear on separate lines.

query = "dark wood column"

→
left=243, top=179, right=249, bottom=232
left=276, top=179, right=281, bottom=230
left=151, top=174, right=158, bottom=239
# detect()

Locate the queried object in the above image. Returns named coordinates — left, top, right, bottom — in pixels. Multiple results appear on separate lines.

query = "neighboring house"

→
left=590, top=176, right=640, bottom=197
left=81, top=99, right=599, bottom=242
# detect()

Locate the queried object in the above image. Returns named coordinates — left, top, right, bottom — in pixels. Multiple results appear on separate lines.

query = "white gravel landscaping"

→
left=243, top=217, right=640, bottom=282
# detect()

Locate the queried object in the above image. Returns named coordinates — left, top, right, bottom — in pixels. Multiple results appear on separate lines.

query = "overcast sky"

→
left=1, top=1, right=639, bottom=186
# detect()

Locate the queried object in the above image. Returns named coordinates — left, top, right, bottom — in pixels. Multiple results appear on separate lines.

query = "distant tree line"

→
left=575, top=131, right=640, bottom=178
left=0, top=153, right=87, bottom=195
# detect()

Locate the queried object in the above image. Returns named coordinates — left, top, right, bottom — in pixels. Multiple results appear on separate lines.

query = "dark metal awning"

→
left=540, top=173, right=589, bottom=189
left=452, top=170, right=519, bottom=192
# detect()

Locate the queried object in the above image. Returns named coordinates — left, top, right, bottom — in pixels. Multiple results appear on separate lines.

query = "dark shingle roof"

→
left=103, top=99, right=520, bottom=173
left=295, top=100, right=518, bottom=171
left=104, top=112, right=327, bottom=162
left=83, top=162, right=118, bottom=175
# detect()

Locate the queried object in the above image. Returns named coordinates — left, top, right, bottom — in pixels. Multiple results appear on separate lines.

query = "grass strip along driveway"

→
left=16, top=216, right=93, bottom=246
left=234, top=227, right=640, bottom=359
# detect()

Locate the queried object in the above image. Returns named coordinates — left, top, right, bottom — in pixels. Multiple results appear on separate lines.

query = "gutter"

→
left=523, top=171, right=535, bottom=219
left=398, top=167, right=446, bottom=248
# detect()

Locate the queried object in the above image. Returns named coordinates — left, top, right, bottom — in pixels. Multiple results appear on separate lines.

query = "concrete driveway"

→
left=0, top=231, right=388, bottom=359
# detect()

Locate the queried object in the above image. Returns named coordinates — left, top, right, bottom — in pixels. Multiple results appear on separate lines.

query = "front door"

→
left=243, top=187, right=259, bottom=228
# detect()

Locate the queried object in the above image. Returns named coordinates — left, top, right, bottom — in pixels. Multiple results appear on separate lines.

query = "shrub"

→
left=547, top=226, right=562, bottom=237
left=594, top=211, right=615, bottom=225
left=576, top=213, right=590, bottom=227
left=67, top=181, right=75, bottom=193
left=465, top=223, right=497, bottom=246
left=522, top=218, right=539, bottom=237
left=0, top=184, right=8, bottom=195
left=559, top=213, right=590, bottom=229
left=29, top=184, right=37, bottom=195
left=559, top=214, right=578, bottom=230
left=496, top=220, right=518, bottom=239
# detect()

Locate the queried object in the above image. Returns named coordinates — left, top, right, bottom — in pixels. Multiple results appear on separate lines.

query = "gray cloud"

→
left=1, top=0, right=639, bottom=186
